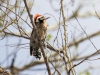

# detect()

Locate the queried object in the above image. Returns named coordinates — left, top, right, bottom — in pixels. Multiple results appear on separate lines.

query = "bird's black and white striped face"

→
left=34, top=15, right=50, bottom=23
left=35, top=16, right=45, bottom=23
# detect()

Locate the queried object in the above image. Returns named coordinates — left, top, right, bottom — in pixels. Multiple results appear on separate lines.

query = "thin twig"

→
left=49, top=61, right=61, bottom=75
left=72, top=11, right=98, bottom=51
left=60, top=0, right=74, bottom=75
left=23, top=0, right=51, bottom=75
left=69, top=49, right=100, bottom=73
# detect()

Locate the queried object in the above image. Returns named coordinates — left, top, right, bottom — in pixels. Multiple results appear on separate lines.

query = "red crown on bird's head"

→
left=34, top=14, right=42, bottom=20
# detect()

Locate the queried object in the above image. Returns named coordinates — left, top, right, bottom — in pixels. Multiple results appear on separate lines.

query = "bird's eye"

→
left=38, top=17, right=45, bottom=23
left=39, top=19, right=43, bottom=23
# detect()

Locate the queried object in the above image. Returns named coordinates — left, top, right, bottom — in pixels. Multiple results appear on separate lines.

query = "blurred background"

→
left=0, top=0, right=100, bottom=75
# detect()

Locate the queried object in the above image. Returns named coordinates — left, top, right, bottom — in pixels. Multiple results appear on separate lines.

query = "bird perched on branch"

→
left=30, top=14, right=50, bottom=59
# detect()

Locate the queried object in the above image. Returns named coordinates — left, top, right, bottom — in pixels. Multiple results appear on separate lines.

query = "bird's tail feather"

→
left=30, top=46, right=41, bottom=59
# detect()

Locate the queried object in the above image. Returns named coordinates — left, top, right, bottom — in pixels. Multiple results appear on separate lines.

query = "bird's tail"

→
left=30, top=45, right=41, bottom=59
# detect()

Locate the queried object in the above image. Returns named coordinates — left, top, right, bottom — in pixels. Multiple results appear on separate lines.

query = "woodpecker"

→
left=30, top=14, right=49, bottom=59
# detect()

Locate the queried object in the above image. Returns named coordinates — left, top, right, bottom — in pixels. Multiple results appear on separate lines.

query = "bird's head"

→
left=34, top=14, right=50, bottom=23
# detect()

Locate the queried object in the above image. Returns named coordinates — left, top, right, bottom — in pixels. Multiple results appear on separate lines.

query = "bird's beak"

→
left=40, top=17, right=50, bottom=20
left=45, top=17, right=50, bottom=20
